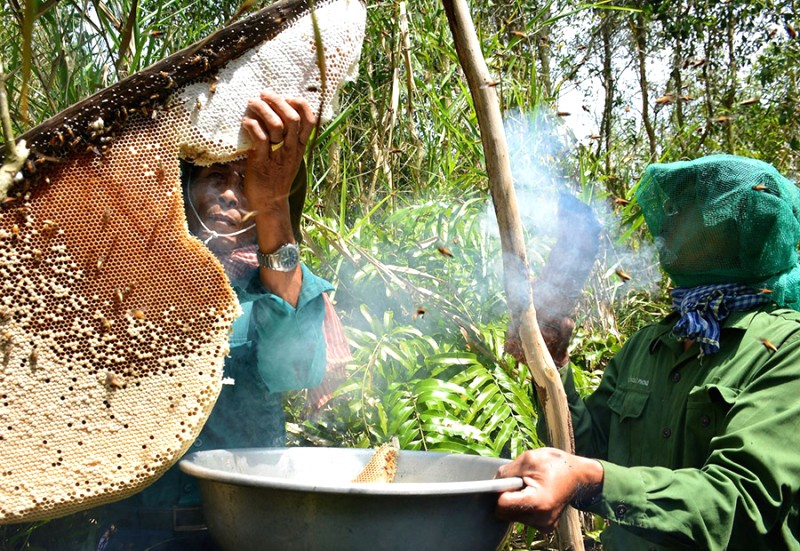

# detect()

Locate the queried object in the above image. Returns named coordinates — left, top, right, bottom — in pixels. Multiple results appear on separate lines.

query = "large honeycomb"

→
left=0, top=0, right=366, bottom=523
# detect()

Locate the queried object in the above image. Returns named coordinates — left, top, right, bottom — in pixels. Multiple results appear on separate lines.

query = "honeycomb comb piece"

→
left=352, top=437, right=400, bottom=483
left=0, top=0, right=366, bottom=524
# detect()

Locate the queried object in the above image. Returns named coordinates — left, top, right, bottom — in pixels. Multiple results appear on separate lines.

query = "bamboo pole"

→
left=441, top=2, right=584, bottom=549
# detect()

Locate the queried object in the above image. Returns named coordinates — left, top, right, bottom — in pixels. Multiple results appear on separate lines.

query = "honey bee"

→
left=113, top=288, right=125, bottom=305
left=159, top=71, right=175, bottom=89
left=49, top=131, right=65, bottom=148
left=106, top=371, right=124, bottom=390
left=195, top=98, right=203, bottom=111
left=102, top=208, right=112, bottom=225
left=209, top=77, right=219, bottom=94
left=29, top=347, right=38, bottom=369
left=437, top=246, right=454, bottom=258
left=481, top=79, right=500, bottom=89
left=132, top=309, right=146, bottom=320
left=190, top=54, right=210, bottom=71
left=42, top=220, right=57, bottom=233
left=413, top=307, right=425, bottom=320
left=2, top=333, right=11, bottom=364
left=556, top=111, right=571, bottom=117
left=759, top=288, right=773, bottom=294
left=615, top=268, right=632, bottom=282
left=752, top=185, right=769, bottom=192
left=760, top=338, right=778, bottom=352
left=100, top=318, right=112, bottom=333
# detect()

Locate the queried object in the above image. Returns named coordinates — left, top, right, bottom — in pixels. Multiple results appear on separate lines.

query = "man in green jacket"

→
left=497, top=155, right=800, bottom=550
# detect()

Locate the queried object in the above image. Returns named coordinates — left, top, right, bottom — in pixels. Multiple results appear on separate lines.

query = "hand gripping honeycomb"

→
left=0, top=0, right=366, bottom=523
left=352, top=438, right=400, bottom=483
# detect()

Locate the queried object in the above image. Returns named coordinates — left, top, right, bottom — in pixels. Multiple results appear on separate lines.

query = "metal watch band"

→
left=256, top=243, right=300, bottom=272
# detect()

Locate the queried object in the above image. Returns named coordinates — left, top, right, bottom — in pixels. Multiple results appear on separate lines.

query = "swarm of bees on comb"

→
left=0, top=0, right=366, bottom=523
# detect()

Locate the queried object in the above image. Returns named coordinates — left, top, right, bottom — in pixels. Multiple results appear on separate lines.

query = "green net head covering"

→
left=636, top=154, right=800, bottom=310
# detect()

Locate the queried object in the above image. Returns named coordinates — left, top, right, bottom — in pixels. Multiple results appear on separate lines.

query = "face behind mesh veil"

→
left=636, top=154, right=800, bottom=309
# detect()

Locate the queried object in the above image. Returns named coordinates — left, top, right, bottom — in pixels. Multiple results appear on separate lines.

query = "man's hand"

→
left=240, top=91, right=317, bottom=306
left=241, top=90, right=317, bottom=209
left=496, top=448, right=603, bottom=532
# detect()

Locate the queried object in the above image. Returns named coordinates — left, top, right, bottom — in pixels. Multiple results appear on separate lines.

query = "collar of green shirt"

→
left=647, top=309, right=764, bottom=354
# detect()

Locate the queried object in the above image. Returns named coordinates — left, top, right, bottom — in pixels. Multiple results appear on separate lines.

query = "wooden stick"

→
left=441, top=2, right=584, bottom=549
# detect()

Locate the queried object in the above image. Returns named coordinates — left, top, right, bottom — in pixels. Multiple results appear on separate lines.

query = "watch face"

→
left=279, top=244, right=299, bottom=269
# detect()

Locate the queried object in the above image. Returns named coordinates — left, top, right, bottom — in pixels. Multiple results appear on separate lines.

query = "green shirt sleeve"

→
left=237, top=264, right=334, bottom=393
left=572, top=309, right=800, bottom=550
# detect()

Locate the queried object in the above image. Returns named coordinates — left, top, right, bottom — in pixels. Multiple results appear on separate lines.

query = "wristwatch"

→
left=257, top=243, right=300, bottom=272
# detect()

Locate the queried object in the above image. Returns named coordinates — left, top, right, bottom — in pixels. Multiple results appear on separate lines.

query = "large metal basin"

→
left=179, top=447, right=523, bottom=551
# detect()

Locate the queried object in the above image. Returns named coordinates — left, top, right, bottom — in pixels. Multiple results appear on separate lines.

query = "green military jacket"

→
left=562, top=305, right=800, bottom=550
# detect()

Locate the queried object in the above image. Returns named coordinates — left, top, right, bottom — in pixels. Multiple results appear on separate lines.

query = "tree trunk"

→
left=535, top=4, right=554, bottom=98
left=724, top=2, right=737, bottom=151
left=600, top=12, right=614, bottom=174
left=631, top=11, right=656, bottom=161
left=673, top=42, right=684, bottom=130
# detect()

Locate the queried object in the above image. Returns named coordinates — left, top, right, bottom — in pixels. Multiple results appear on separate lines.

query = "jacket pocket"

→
left=683, top=384, right=739, bottom=467
left=608, top=386, right=650, bottom=421
left=607, top=386, right=650, bottom=464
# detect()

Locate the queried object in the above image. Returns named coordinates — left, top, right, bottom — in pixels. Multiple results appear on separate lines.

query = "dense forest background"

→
left=2, top=0, right=799, bottom=548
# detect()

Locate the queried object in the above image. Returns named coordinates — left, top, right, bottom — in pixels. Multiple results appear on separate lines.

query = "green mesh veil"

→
left=636, top=154, right=800, bottom=310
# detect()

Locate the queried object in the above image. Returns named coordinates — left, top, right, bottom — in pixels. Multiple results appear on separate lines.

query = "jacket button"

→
left=183, top=483, right=193, bottom=494
left=193, top=437, right=203, bottom=448
left=670, top=371, right=681, bottom=383
left=700, top=415, right=711, bottom=427
left=661, top=427, right=672, bottom=439
left=614, top=503, right=628, bottom=519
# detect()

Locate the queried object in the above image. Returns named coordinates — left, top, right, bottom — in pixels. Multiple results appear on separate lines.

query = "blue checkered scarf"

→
left=671, top=284, right=772, bottom=356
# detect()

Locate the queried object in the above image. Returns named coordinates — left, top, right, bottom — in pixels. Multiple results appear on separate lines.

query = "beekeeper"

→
left=497, top=154, right=800, bottom=550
